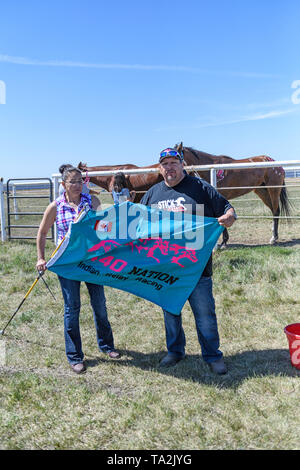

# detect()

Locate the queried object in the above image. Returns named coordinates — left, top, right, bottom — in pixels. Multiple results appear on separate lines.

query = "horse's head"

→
left=174, top=142, right=184, bottom=155
left=78, top=162, right=88, bottom=171
left=174, top=141, right=187, bottom=164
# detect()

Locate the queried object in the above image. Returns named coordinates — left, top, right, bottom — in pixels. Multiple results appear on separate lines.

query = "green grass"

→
left=0, top=236, right=300, bottom=450
left=0, top=182, right=300, bottom=449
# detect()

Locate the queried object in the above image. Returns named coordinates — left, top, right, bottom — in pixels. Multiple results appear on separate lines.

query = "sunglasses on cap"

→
left=159, top=148, right=183, bottom=162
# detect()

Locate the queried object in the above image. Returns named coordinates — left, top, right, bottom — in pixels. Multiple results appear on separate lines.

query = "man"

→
left=140, top=147, right=237, bottom=374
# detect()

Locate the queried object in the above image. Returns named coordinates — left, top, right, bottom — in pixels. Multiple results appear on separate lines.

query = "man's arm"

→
left=201, top=180, right=237, bottom=227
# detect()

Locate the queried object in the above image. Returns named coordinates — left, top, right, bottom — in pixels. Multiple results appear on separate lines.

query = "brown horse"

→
left=78, top=142, right=291, bottom=247
left=174, top=143, right=291, bottom=246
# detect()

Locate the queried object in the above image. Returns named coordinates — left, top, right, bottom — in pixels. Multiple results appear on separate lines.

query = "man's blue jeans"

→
left=163, top=276, right=222, bottom=363
left=58, top=276, right=114, bottom=364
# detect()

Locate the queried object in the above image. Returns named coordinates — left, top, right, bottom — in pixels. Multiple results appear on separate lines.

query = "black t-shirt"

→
left=140, top=175, right=233, bottom=277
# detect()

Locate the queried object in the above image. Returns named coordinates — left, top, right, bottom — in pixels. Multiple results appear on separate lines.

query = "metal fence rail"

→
left=1, top=159, right=300, bottom=242
left=52, top=159, right=300, bottom=192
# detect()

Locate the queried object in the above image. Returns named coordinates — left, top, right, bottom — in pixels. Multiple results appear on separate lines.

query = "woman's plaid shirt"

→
left=55, top=192, right=92, bottom=244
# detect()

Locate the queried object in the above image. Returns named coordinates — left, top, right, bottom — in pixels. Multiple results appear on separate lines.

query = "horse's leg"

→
left=253, top=185, right=276, bottom=244
left=217, top=228, right=229, bottom=249
left=267, top=187, right=283, bottom=244
left=254, top=185, right=281, bottom=244
left=270, top=207, right=280, bottom=244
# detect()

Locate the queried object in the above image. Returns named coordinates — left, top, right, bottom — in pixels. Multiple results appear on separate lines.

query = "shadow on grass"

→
left=89, top=347, right=300, bottom=389
left=225, top=238, right=300, bottom=249
left=3, top=335, right=299, bottom=388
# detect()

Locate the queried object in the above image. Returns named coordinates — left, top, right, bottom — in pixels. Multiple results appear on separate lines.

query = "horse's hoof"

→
left=214, top=243, right=228, bottom=251
left=269, top=237, right=278, bottom=245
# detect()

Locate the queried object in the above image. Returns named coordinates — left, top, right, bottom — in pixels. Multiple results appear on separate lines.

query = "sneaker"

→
left=70, top=362, right=86, bottom=374
left=208, top=358, right=227, bottom=375
left=159, top=354, right=185, bottom=368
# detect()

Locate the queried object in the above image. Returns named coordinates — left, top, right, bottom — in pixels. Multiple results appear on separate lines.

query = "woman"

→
left=36, top=166, right=120, bottom=374
left=58, top=163, right=98, bottom=196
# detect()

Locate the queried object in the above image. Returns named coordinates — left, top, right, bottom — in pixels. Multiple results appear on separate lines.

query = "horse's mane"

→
left=180, top=146, right=234, bottom=163
left=184, top=147, right=201, bottom=161
left=174, top=143, right=214, bottom=162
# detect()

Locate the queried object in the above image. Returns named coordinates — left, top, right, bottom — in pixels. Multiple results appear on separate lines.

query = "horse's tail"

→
left=279, top=180, right=293, bottom=221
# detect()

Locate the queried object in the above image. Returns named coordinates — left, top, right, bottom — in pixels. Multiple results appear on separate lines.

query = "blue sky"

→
left=0, top=0, right=300, bottom=182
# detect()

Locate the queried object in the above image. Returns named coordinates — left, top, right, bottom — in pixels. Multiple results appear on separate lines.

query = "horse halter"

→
left=83, top=170, right=90, bottom=185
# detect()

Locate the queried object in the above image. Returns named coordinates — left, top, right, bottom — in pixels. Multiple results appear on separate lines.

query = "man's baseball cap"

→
left=159, top=148, right=184, bottom=163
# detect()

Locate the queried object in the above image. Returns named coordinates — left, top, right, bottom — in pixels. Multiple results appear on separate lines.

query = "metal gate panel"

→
left=6, top=178, right=54, bottom=241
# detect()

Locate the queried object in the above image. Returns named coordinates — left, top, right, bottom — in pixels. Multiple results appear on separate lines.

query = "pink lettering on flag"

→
left=168, top=244, right=198, bottom=267
left=86, top=237, right=198, bottom=267
left=88, top=240, right=121, bottom=261
left=88, top=240, right=121, bottom=253
left=125, top=237, right=198, bottom=266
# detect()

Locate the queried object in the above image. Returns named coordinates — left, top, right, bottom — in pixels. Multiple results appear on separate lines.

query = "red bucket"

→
left=284, top=323, right=300, bottom=370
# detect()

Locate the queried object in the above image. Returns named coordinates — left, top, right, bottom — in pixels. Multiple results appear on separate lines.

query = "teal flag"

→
left=47, top=202, right=224, bottom=314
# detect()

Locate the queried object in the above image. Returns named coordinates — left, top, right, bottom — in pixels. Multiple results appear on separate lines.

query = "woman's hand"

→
left=36, top=258, right=47, bottom=273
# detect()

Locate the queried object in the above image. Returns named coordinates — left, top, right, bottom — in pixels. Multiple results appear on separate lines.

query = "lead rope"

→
left=83, top=170, right=90, bottom=187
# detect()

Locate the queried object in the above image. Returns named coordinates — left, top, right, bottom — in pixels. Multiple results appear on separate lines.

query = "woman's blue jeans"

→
left=163, top=276, right=222, bottom=363
left=58, top=276, right=114, bottom=364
